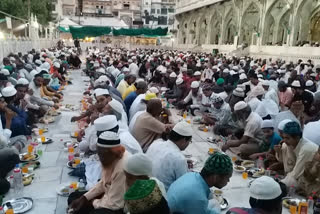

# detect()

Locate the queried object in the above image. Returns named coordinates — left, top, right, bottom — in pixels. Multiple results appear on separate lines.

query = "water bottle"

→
left=256, top=156, right=265, bottom=169
left=78, top=179, right=85, bottom=191
left=0, top=206, right=4, bottom=214
left=13, top=165, right=23, bottom=195
left=307, top=197, right=314, bottom=214
left=37, top=141, right=43, bottom=156
left=288, top=185, right=295, bottom=197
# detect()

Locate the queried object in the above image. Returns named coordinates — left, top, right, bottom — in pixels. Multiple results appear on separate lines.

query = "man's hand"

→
left=69, top=196, right=89, bottom=213
left=71, top=116, right=80, bottom=122
left=221, top=143, right=230, bottom=152
left=273, top=145, right=281, bottom=154
left=53, top=104, right=60, bottom=109
left=5, top=108, right=17, bottom=121
left=164, top=124, right=174, bottom=132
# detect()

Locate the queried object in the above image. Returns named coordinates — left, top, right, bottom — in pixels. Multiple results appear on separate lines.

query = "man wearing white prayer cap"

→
left=68, top=131, right=129, bottom=213
left=228, top=176, right=286, bottom=214
left=146, top=121, right=192, bottom=190
left=222, top=101, right=263, bottom=158
left=178, top=81, right=201, bottom=111
left=262, top=80, right=279, bottom=106
left=291, top=79, right=314, bottom=116
left=0, top=69, right=10, bottom=76
left=123, top=153, right=166, bottom=196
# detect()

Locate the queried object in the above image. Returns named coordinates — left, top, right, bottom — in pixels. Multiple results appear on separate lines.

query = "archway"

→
left=223, top=8, right=236, bottom=44
left=209, top=12, right=222, bottom=44
left=310, top=10, right=320, bottom=42
left=199, top=16, right=208, bottom=45
left=239, top=2, right=260, bottom=45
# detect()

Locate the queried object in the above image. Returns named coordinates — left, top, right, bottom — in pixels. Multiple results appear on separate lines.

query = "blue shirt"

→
left=167, top=172, right=218, bottom=214
left=269, top=132, right=282, bottom=150
left=124, top=91, right=137, bottom=114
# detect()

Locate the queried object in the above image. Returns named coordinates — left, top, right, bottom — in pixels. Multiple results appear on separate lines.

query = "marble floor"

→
left=4, top=68, right=88, bottom=214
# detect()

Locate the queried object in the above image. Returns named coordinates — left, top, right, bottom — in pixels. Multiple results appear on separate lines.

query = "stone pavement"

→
left=3, top=68, right=88, bottom=214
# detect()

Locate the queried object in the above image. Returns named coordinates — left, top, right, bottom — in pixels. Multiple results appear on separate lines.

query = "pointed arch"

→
left=239, top=2, right=260, bottom=45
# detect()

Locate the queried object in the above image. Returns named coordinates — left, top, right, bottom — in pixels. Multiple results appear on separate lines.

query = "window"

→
left=158, top=16, right=167, bottom=25
left=123, top=3, right=130, bottom=9
left=168, top=8, right=174, bottom=13
left=157, top=9, right=160, bottom=14
left=161, top=8, right=167, bottom=14
left=151, top=9, right=155, bottom=14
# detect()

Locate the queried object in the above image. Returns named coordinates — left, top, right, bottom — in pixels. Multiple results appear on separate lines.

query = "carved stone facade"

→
left=175, top=0, right=320, bottom=46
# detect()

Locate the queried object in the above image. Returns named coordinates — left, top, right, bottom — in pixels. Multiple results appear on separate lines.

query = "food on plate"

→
left=22, top=154, right=36, bottom=161
left=22, top=175, right=33, bottom=186
left=235, top=159, right=243, bottom=166
left=283, top=198, right=299, bottom=209
left=233, top=165, right=246, bottom=172
left=241, top=160, right=255, bottom=168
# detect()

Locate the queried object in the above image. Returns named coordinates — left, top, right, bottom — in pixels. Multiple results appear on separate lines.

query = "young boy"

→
left=249, top=120, right=282, bottom=160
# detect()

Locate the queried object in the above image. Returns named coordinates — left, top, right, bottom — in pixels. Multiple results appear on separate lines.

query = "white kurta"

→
left=129, top=94, right=146, bottom=122
left=146, top=139, right=188, bottom=190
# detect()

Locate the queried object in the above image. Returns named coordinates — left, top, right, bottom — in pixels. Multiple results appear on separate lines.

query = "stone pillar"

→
left=219, top=17, right=225, bottom=45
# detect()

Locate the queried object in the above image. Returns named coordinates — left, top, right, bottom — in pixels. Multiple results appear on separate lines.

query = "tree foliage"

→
left=0, top=0, right=53, bottom=25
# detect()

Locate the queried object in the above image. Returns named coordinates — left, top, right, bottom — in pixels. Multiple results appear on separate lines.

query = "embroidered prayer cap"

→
left=234, top=101, right=248, bottom=111
left=261, top=120, right=274, bottom=129
left=53, top=62, right=60, bottom=68
left=172, top=121, right=193, bottom=137
left=43, top=74, right=51, bottom=79
left=190, top=81, right=200, bottom=89
left=145, top=92, right=157, bottom=101
left=278, top=119, right=292, bottom=131
left=223, top=69, right=230, bottom=74
left=212, top=95, right=223, bottom=104
left=305, top=80, right=314, bottom=87
left=94, top=88, right=109, bottom=97
left=291, top=80, right=301, bottom=88
left=94, top=115, right=118, bottom=131
left=108, top=99, right=123, bottom=114
left=148, top=87, right=159, bottom=94
left=262, top=80, right=270, bottom=86
left=233, top=87, right=245, bottom=98
left=202, top=152, right=233, bottom=175
left=176, top=78, right=184, bottom=85
left=124, top=154, right=152, bottom=176
left=0, top=69, right=10, bottom=76
left=97, top=131, right=120, bottom=148
left=194, top=71, right=201, bottom=76
left=1, top=86, right=17, bottom=97
left=283, top=121, right=302, bottom=135
left=124, top=180, right=162, bottom=214
left=250, top=176, right=282, bottom=200
left=169, top=72, right=177, bottom=78
left=216, top=78, right=225, bottom=85
left=17, top=78, right=29, bottom=85
left=35, top=59, right=42, bottom=66
left=96, top=68, right=106, bottom=74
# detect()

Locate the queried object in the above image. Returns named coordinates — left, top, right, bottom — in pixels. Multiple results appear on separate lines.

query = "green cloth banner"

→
left=70, top=26, right=112, bottom=39
left=69, top=26, right=168, bottom=39
left=112, top=27, right=168, bottom=37
left=58, top=26, right=70, bottom=33
left=0, top=18, right=6, bottom=23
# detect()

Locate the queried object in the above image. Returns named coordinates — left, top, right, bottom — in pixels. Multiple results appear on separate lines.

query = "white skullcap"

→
left=9, top=57, right=15, bottom=62
left=124, top=154, right=152, bottom=176
left=291, top=80, right=301, bottom=88
left=108, top=99, right=123, bottom=114
left=196, top=62, right=201, bottom=67
left=233, top=88, right=245, bottom=98
left=212, top=66, right=218, bottom=70
left=303, top=121, right=320, bottom=145
left=1, top=86, right=17, bottom=97
left=234, top=101, right=248, bottom=111
left=194, top=71, right=201, bottom=76
left=250, top=176, right=282, bottom=200
left=98, top=75, right=109, bottom=83
left=173, top=121, right=193, bottom=137
left=223, top=69, right=230, bottom=74
left=94, top=115, right=118, bottom=131
left=190, top=81, right=200, bottom=89
left=239, top=73, right=247, bottom=80
left=257, top=74, right=263, bottom=79
left=94, top=88, right=109, bottom=97
left=278, top=119, right=292, bottom=131
left=35, top=59, right=42, bottom=65
left=262, top=80, right=270, bottom=86
left=0, top=69, right=10, bottom=76
left=169, top=72, right=177, bottom=78
left=176, top=78, right=183, bottom=85
left=148, top=87, right=159, bottom=94
left=261, top=120, right=274, bottom=129
left=96, top=68, right=106, bottom=74
left=306, top=80, right=314, bottom=87
left=30, top=70, right=38, bottom=77
left=123, top=67, right=130, bottom=73
left=232, top=66, right=239, bottom=71
left=230, top=70, right=236, bottom=76
left=97, top=131, right=120, bottom=148
left=53, top=62, right=60, bottom=68
left=94, top=62, right=100, bottom=68
left=239, top=69, right=245, bottom=74
left=17, top=78, right=29, bottom=85
left=128, top=59, right=133, bottom=63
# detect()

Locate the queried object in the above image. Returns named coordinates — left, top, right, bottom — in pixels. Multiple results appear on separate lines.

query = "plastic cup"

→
left=232, top=157, right=237, bottom=162
left=22, top=167, right=28, bottom=174
left=27, top=144, right=33, bottom=154
left=242, top=172, right=248, bottom=180
left=38, top=129, right=44, bottom=135
left=41, top=136, right=46, bottom=143
left=68, top=147, right=74, bottom=153
left=74, top=131, right=78, bottom=137
left=203, top=127, right=208, bottom=132
left=290, top=205, right=297, bottom=214
left=71, top=182, right=77, bottom=189
left=208, top=148, right=215, bottom=154
left=187, top=119, right=191, bottom=124
left=74, top=158, right=81, bottom=165
left=183, top=113, right=187, bottom=119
